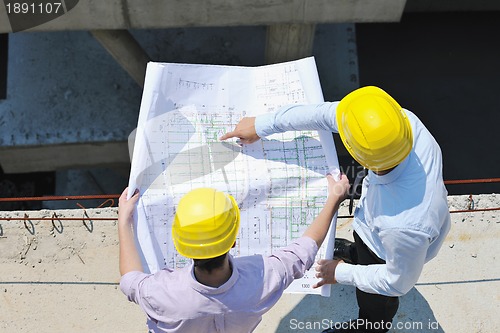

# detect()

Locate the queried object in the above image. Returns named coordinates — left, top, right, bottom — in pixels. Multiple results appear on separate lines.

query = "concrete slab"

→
left=0, top=30, right=140, bottom=173
left=0, top=194, right=498, bottom=332
left=256, top=194, right=500, bottom=332
left=0, top=0, right=406, bottom=33
left=0, top=24, right=356, bottom=176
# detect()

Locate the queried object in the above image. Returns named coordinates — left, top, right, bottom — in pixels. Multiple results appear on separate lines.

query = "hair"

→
left=193, top=252, right=228, bottom=273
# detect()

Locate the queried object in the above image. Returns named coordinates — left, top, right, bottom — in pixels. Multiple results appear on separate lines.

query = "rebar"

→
left=0, top=178, right=497, bottom=222
left=0, top=194, right=119, bottom=202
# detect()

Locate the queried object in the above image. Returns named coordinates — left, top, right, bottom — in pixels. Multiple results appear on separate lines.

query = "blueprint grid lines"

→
left=129, top=58, right=340, bottom=294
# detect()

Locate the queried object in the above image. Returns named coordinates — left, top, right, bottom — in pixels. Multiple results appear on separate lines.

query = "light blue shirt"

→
left=256, top=102, right=451, bottom=296
left=120, top=237, right=317, bottom=332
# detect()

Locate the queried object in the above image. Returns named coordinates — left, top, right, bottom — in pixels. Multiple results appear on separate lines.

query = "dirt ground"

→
left=0, top=194, right=498, bottom=332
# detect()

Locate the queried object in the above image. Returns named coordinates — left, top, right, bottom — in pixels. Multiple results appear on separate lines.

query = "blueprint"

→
left=127, top=57, right=340, bottom=295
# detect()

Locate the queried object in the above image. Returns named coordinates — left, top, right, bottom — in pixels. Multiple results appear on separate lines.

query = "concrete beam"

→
left=90, top=30, right=150, bottom=87
left=0, top=0, right=407, bottom=33
left=265, top=24, right=316, bottom=64
left=0, top=142, right=130, bottom=174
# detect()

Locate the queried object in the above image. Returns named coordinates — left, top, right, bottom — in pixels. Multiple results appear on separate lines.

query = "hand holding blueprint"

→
left=127, top=57, right=340, bottom=295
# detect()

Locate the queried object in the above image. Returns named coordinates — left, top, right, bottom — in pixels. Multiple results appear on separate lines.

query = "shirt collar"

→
left=189, top=254, right=239, bottom=295
left=368, top=153, right=411, bottom=185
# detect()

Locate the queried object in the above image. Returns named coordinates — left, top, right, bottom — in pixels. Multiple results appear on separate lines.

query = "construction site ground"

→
left=0, top=194, right=498, bottom=333
left=1, top=12, right=499, bottom=333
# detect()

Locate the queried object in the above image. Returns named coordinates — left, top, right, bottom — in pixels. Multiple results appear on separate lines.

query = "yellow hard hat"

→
left=336, top=86, right=413, bottom=171
left=172, top=188, right=240, bottom=259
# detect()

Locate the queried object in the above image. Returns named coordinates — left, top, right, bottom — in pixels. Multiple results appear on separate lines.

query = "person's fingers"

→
left=119, top=187, right=129, bottom=203
left=317, top=259, right=328, bottom=265
left=119, top=188, right=140, bottom=208
left=313, top=279, right=325, bottom=289
left=341, top=173, right=350, bottom=184
left=219, top=131, right=237, bottom=141
left=130, top=189, right=140, bottom=202
left=327, top=177, right=336, bottom=191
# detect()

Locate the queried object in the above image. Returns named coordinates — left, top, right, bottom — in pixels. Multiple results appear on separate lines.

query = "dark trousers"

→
left=349, top=231, right=399, bottom=333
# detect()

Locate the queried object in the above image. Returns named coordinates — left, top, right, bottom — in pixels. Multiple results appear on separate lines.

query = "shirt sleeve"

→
left=255, top=102, right=341, bottom=138
left=335, top=229, right=430, bottom=296
left=120, top=270, right=151, bottom=304
left=268, top=236, right=318, bottom=288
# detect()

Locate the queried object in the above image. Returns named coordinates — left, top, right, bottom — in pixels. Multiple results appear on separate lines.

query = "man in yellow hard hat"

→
left=220, top=86, right=451, bottom=333
left=118, top=173, right=350, bottom=332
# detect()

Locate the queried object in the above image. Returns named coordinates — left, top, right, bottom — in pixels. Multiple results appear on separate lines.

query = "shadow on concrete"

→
left=275, top=285, right=444, bottom=333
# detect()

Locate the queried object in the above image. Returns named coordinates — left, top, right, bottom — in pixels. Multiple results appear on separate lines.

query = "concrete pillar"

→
left=265, top=23, right=316, bottom=64
left=91, top=30, right=150, bottom=87
left=0, top=34, right=7, bottom=99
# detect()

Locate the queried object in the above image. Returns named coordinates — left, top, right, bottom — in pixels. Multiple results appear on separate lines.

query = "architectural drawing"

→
left=128, top=57, right=340, bottom=294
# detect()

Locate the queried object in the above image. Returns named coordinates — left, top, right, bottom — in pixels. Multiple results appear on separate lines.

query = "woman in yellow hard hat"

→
left=221, top=86, right=451, bottom=333
left=118, top=172, right=350, bottom=332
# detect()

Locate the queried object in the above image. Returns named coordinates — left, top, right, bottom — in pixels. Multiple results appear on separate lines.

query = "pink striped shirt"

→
left=120, top=236, right=318, bottom=333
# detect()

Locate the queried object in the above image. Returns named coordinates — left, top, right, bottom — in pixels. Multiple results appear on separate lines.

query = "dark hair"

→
left=193, top=253, right=228, bottom=273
